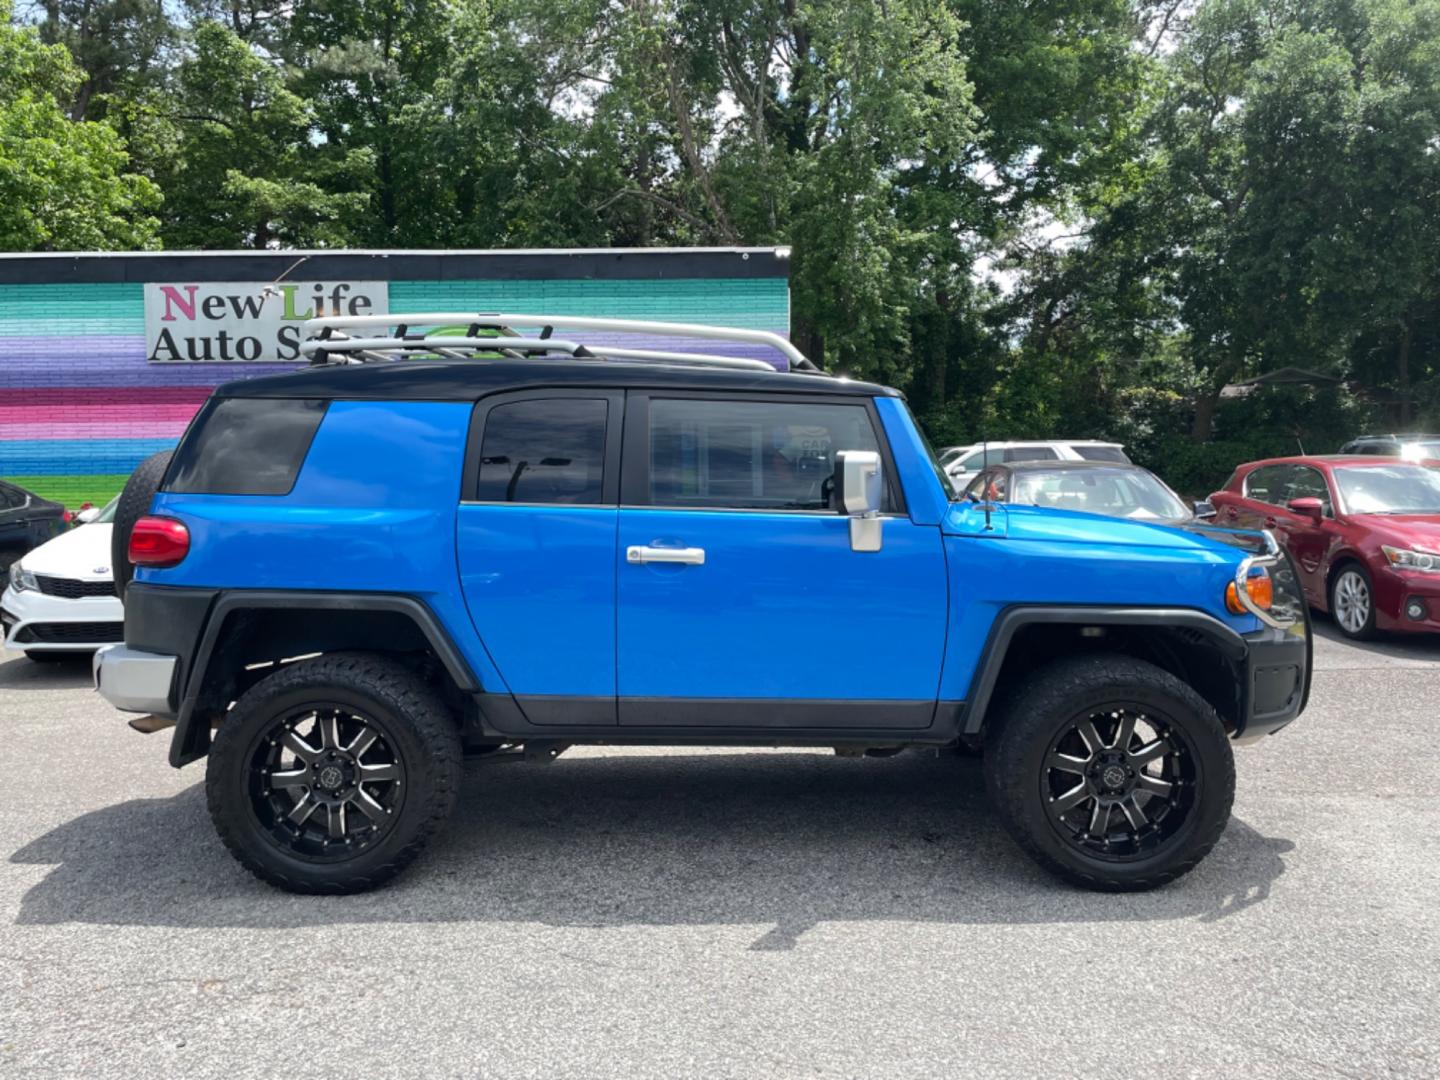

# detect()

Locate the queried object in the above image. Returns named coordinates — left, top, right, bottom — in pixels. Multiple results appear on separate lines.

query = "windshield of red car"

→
left=1335, top=465, right=1440, bottom=514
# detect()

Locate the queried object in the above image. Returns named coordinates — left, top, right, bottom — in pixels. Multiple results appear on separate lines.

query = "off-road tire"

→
left=984, top=654, right=1234, bottom=892
left=206, top=652, right=462, bottom=894
left=111, top=449, right=173, bottom=599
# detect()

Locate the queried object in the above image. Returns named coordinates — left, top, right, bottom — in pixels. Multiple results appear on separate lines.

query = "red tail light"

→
left=128, top=516, right=190, bottom=568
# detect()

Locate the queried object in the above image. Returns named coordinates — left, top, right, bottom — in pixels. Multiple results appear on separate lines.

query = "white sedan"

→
left=1, top=498, right=123, bottom=661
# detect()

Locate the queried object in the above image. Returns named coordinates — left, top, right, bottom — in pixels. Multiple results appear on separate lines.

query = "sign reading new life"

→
left=144, top=281, right=389, bottom=363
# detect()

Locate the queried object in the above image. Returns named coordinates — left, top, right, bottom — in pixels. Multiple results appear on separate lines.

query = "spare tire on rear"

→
left=111, top=449, right=174, bottom=599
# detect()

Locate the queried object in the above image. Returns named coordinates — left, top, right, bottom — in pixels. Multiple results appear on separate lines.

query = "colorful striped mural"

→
left=0, top=250, right=791, bottom=508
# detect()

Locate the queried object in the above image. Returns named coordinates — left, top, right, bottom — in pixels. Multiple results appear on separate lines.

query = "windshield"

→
left=94, top=497, right=119, bottom=524
left=1007, top=467, right=1189, bottom=519
left=1399, top=441, right=1440, bottom=462
left=1335, top=465, right=1440, bottom=514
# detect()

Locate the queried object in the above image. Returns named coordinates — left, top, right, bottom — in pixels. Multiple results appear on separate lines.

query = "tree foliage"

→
left=0, top=0, right=159, bottom=250
left=150, top=20, right=369, bottom=248
left=7, top=0, right=1440, bottom=489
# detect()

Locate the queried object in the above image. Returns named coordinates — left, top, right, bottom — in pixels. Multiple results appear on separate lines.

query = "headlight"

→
left=8, top=560, right=37, bottom=593
left=1381, top=545, right=1440, bottom=573
left=1226, top=564, right=1274, bottom=615
left=1224, top=537, right=1300, bottom=630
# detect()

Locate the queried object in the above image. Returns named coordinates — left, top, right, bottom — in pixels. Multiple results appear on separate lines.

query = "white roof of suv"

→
left=943, top=440, right=1129, bottom=476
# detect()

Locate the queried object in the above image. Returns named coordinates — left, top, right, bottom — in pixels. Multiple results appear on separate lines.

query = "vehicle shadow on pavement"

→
left=0, top=652, right=93, bottom=690
left=1310, top=619, right=1440, bottom=662
left=9, top=752, right=1294, bottom=944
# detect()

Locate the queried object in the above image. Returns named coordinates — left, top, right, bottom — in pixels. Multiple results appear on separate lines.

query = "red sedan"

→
left=1210, top=456, right=1440, bottom=639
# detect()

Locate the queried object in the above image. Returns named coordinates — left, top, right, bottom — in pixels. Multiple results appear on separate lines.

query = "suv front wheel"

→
left=206, top=652, right=462, bottom=894
left=985, top=654, right=1234, bottom=891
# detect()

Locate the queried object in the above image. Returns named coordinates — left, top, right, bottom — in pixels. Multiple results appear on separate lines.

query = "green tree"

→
left=27, top=0, right=172, bottom=120
left=280, top=0, right=454, bottom=244
left=1063, top=0, right=1440, bottom=441
left=0, top=0, right=160, bottom=250
left=152, top=20, right=368, bottom=248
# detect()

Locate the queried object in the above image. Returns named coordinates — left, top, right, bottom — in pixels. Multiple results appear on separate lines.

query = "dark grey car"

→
left=0, top=481, right=67, bottom=569
left=960, top=460, right=1195, bottom=521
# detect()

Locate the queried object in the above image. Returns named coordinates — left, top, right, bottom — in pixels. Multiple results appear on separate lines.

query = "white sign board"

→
left=144, top=281, right=389, bottom=363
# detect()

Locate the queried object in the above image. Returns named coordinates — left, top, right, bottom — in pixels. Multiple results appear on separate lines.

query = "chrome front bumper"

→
left=93, top=644, right=177, bottom=715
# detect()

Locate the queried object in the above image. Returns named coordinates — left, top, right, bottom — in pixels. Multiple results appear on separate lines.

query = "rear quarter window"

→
left=1074, top=445, right=1130, bottom=463
left=165, top=398, right=328, bottom=495
left=1003, top=446, right=1060, bottom=463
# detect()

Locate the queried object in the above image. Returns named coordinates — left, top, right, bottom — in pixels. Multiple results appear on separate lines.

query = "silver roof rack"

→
left=300, top=312, right=818, bottom=373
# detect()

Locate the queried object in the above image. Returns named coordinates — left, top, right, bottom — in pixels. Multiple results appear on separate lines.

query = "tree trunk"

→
left=791, top=313, right=823, bottom=372
left=1397, top=319, right=1413, bottom=428
left=922, top=289, right=952, bottom=412
left=1190, top=359, right=1239, bottom=442
left=1190, top=389, right=1220, bottom=442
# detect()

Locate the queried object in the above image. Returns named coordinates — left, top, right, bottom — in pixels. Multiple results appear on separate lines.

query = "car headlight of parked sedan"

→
left=8, top=560, right=37, bottom=592
left=1381, top=545, right=1440, bottom=573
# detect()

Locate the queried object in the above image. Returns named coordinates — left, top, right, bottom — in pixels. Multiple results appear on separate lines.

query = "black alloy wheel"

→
left=247, top=705, right=406, bottom=859
left=1041, top=704, right=1197, bottom=860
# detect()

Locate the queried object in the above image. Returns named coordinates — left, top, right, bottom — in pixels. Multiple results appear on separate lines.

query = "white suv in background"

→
left=2, top=497, right=123, bottom=662
left=941, top=440, right=1130, bottom=483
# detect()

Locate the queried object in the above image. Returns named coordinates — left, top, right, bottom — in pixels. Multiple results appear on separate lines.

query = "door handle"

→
left=626, top=545, right=705, bottom=566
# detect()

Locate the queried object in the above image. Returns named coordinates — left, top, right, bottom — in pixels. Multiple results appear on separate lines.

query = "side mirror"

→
left=834, top=450, right=883, bottom=552
left=74, top=507, right=101, bottom=525
left=1192, top=500, right=1216, bottom=521
left=1288, top=497, right=1324, bottom=522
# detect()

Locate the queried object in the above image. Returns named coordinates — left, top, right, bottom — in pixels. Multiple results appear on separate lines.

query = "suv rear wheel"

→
left=206, top=652, right=462, bottom=894
left=985, top=654, right=1234, bottom=891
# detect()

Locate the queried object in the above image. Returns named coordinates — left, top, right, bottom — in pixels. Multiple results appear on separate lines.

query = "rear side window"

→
left=166, top=398, right=327, bottom=496
left=960, top=449, right=1005, bottom=471
left=1004, top=446, right=1059, bottom=463
left=475, top=398, right=608, bottom=504
left=1074, top=445, right=1130, bottom=463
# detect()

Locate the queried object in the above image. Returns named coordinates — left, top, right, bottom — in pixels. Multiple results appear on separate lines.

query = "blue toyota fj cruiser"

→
left=94, top=314, right=1310, bottom=894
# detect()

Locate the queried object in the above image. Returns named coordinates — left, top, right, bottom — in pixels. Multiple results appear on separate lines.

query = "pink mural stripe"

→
left=0, top=404, right=202, bottom=426
left=0, top=419, right=193, bottom=441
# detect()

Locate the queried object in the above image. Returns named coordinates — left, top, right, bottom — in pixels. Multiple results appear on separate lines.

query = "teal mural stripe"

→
left=389, top=278, right=789, bottom=330
left=0, top=278, right=790, bottom=337
left=0, top=282, right=145, bottom=337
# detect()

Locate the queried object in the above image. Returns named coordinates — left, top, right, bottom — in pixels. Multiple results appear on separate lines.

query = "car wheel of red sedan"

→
left=1330, top=564, right=1377, bottom=640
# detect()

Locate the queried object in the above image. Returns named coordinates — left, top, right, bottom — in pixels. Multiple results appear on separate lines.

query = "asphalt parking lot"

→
left=2, top=625, right=1438, bottom=1079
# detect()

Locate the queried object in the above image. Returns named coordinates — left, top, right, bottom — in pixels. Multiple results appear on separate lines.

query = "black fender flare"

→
left=166, top=590, right=480, bottom=767
left=958, top=606, right=1247, bottom=736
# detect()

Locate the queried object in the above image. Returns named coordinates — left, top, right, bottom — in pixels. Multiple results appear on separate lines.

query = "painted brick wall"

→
left=0, top=252, right=791, bottom=509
